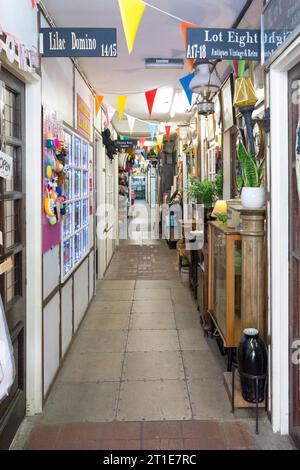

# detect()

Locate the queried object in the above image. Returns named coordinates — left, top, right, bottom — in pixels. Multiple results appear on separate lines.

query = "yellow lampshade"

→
left=212, top=200, right=228, bottom=217
left=234, top=77, right=258, bottom=108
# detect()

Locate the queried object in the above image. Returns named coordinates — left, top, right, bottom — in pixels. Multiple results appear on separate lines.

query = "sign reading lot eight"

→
left=186, top=28, right=261, bottom=61
left=40, top=28, right=117, bottom=57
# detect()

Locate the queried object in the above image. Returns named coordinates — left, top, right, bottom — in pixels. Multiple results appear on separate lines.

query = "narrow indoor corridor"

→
left=12, top=233, right=294, bottom=450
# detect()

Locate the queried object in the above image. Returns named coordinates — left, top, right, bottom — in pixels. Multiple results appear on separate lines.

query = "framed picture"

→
left=221, top=75, right=235, bottom=132
left=207, top=113, right=216, bottom=142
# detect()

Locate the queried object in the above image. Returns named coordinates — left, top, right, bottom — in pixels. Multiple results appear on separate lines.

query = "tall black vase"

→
left=238, top=329, right=268, bottom=403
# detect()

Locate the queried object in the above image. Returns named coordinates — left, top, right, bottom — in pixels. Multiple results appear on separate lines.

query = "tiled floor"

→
left=12, top=232, right=295, bottom=450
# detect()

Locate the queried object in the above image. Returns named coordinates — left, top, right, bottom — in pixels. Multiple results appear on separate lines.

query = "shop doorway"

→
left=288, top=63, right=300, bottom=447
left=0, top=68, right=26, bottom=449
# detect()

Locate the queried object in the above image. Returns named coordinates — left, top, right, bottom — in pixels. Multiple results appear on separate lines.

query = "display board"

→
left=61, top=129, right=90, bottom=281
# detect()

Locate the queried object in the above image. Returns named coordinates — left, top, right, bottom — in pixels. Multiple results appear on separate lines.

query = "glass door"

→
left=0, top=68, right=25, bottom=449
left=288, top=63, right=300, bottom=447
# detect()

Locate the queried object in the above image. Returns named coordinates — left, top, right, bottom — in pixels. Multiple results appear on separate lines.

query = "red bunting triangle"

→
left=32, top=0, right=38, bottom=7
left=139, top=138, right=145, bottom=148
left=145, top=89, right=157, bottom=117
left=165, top=125, right=171, bottom=142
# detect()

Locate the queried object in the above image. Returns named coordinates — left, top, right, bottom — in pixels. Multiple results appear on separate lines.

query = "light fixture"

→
left=197, top=101, right=215, bottom=116
left=145, top=58, right=184, bottom=69
left=189, top=62, right=221, bottom=96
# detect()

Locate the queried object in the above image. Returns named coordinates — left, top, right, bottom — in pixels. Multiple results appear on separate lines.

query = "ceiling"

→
left=42, top=0, right=263, bottom=136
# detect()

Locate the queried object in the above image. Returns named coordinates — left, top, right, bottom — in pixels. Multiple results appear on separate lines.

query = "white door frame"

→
left=95, top=131, right=107, bottom=279
left=269, top=35, right=300, bottom=435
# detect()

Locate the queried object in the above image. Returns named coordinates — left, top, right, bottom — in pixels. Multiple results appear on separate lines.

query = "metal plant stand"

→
left=231, top=363, right=268, bottom=435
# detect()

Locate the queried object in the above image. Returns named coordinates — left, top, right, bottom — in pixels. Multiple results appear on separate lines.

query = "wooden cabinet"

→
left=208, top=222, right=242, bottom=347
left=208, top=211, right=267, bottom=349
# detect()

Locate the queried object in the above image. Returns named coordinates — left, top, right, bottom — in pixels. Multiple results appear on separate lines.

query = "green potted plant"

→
left=237, top=141, right=266, bottom=209
left=186, top=177, right=216, bottom=208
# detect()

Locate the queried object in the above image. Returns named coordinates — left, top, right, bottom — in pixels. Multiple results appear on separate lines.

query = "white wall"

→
left=74, top=259, right=89, bottom=332
left=43, top=294, right=60, bottom=395
left=0, top=0, right=38, bottom=50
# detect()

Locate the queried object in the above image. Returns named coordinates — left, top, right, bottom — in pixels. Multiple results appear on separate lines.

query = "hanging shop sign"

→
left=114, top=140, right=136, bottom=149
left=186, top=28, right=261, bottom=61
left=77, top=94, right=91, bottom=141
left=0, top=29, right=39, bottom=74
left=40, top=28, right=117, bottom=57
left=261, top=0, right=300, bottom=64
left=0, top=150, right=13, bottom=180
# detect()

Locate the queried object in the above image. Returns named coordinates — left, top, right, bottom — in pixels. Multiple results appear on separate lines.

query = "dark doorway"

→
left=0, top=67, right=26, bottom=449
left=288, top=63, right=300, bottom=448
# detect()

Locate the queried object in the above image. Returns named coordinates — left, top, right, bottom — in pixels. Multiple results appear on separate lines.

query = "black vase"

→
left=238, top=329, right=268, bottom=403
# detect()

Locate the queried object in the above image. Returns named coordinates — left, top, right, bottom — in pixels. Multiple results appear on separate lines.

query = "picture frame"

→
left=207, top=113, right=216, bottom=142
left=221, top=75, right=236, bottom=133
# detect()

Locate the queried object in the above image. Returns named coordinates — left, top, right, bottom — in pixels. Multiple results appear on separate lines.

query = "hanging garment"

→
left=0, top=294, right=15, bottom=402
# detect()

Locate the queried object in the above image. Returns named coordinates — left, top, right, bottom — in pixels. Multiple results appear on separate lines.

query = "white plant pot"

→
left=241, top=187, right=266, bottom=209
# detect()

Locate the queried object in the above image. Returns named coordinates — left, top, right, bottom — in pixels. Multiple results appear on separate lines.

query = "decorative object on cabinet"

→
left=221, top=75, right=235, bottom=132
left=237, top=141, right=266, bottom=209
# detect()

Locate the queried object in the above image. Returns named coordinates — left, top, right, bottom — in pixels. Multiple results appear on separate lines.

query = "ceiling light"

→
left=145, top=59, right=184, bottom=69
left=189, top=62, right=221, bottom=96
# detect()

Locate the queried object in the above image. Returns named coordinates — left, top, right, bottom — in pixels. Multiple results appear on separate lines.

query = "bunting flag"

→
left=157, top=134, right=164, bottom=149
left=127, top=114, right=136, bottom=134
left=233, top=60, right=239, bottom=76
left=95, top=96, right=104, bottom=116
left=32, top=0, right=38, bottom=7
left=117, top=95, right=127, bottom=120
left=118, top=0, right=146, bottom=54
left=106, top=105, right=116, bottom=127
left=175, top=128, right=180, bottom=138
left=179, top=72, right=195, bottom=106
left=149, top=123, right=157, bottom=140
left=181, top=21, right=198, bottom=73
left=165, top=125, right=171, bottom=142
left=145, top=89, right=157, bottom=116
left=238, top=60, right=246, bottom=78
left=139, top=137, right=145, bottom=148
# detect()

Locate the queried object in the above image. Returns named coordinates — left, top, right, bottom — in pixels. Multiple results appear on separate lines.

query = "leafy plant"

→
left=237, top=141, right=265, bottom=188
left=215, top=213, right=227, bottom=225
left=214, top=172, right=223, bottom=199
left=186, top=177, right=216, bottom=208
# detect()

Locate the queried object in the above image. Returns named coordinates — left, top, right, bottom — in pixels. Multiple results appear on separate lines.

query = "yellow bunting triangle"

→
left=117, top=96, right=127, bottom=120
left=118, top=0, right=146, bottom=54
left=157, top=134, right=164, bottom=149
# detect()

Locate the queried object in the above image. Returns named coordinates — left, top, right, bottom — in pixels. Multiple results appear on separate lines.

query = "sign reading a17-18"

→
left=40, top=28, right=117, bottom=57
left=186, top=28, right=261, bottom=61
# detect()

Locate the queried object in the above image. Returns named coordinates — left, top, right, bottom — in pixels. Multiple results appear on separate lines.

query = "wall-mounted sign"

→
left=114, top=140, right=136, bottom=149
left=0, top=29, right=39, bottom=74
left=186, top=28, right=260, bottom=61
left=77, top=94, right=91, bottom=141
left=40, top=28, right=117, bottom=57
left=262, top=0, right=300, bottom=64
left=0, top=150, right=13, bottom=180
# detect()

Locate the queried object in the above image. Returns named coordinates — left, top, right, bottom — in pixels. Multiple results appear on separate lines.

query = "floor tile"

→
left=135, top=280, right=182, bottom=290
left=142, top=439, right=184, bottom=450
left=41, top=383, right=119, bottom=424
left=89, top=301, right=132, bottom=315
left=130, top=313, right=176, bottom=330
left=175, top=312, right=201, bottom=330
left=132, top=300, right=173, bottom=313
left=97, top=280, right=135, bottom=291
left=174, top=301, right=198, bottom=314
left=182, top=351, right=225, bottom=380
left=187, top=379, right=232, bottom=420
left=26, top=426, right=61, bottom=450
left=73, top=330, right=127, bottom=354
left=117, top=381, right=192, bottom=421
left=220, top=422, right=255, bottom=449
left=142, top=421, right=182, bottom=439
left=133, top=289, right=171, bottom=300
left=95, top=290, right=134, bottom=301
left=82, top=314, right=129, bottom=331
left=58, top=353, right=124, bottom=383
left=178, top=330, right=211, bottom=351
left=127, top=330, right=180, bottom=352
left=123, top=351, right=184, bottom=381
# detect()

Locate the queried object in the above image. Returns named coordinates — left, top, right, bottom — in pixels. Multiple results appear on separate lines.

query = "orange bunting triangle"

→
left=95, top=96, right=104, bottom=116
left=181, top=22, right=199, bottom=73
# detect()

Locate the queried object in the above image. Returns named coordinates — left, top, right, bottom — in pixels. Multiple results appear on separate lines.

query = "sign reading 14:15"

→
left=40, top=28, right=117, bottom=58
